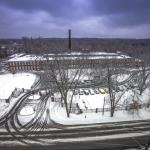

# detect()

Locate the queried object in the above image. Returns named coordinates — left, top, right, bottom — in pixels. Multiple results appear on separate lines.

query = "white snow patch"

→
left=72, top=92, right=107, bottom=109
left=20, top=106, right=35, bottom=116
left=116, top=74, right=130, bottom=82
left=0, top=73, right=36, bottom=99
left=50, top=101, right=150, bottom=125
left=28, top=94, right=40, bottom=100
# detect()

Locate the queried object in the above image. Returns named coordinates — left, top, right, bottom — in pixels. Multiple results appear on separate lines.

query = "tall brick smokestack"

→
left=68, top=29, right=71, bottom=52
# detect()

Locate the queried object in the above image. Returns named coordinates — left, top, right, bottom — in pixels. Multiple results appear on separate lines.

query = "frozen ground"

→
left=55, top=88, right=150, bottom=125
left=39, top=87, right=150, bottom=125
left=66, top=88, right=150, bottom=111
left=0, top=73, right=36, bottom=99
left=20, top=106, right=35, bottom=116
left=49, top=101, right=150, bottom=125
left=4, top=86, right=150, bottom=125
left=28, top=94, right=40, bottom=100
left=17, top=99, right=150, bottom=126
left=0, top=71, right=150, bottom=126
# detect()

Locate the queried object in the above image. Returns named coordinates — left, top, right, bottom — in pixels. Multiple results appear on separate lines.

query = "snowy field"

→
left=17, top=97, right=150, bottom=125
left=17, top=90, right=150, bottom=126
left=47, top=84, right=150, bottom=125
left=0, top=73, right=36, bottom=99
left=0, top=68, right=150, bottom=126
left=49, top=100, right=150, bottom=125
left=15, top=85, right=150, bottom=126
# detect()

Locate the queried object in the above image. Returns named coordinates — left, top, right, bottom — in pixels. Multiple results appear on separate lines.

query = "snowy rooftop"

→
left=8, top=52, right=131, bottom=62
left=8, top=54, right=44, bottom=62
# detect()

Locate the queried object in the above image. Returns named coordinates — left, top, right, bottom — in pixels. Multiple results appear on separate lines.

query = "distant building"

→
left=7, top=52, right=142, bottom=73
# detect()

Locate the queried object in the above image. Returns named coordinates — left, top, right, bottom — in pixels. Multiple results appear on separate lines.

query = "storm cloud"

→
left=0, top=0, right=150, bottom=38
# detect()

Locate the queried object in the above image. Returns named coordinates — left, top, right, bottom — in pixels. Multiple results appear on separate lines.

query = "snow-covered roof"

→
left=8, top=54, right=44, bottom=62
left=8, top=53, right=25, bottom=59
left=8, top=52, right=131, bottom=62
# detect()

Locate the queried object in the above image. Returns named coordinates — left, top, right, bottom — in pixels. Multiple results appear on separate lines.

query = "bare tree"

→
left=137, top=61, right=150, bottom=95
left=126, top=59, right=150, bottom=97
left=105, top=62, right=126, bottom=117
left=44, top=56, right=86, bottom=117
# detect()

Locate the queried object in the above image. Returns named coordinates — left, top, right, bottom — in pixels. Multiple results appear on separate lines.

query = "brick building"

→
left=7, top=52, right=142, bottom=73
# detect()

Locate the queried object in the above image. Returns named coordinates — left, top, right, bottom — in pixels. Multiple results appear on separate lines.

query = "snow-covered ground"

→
left=0, top=101, right=9, bottom=114
left=13, top=86, right=150, bottom=125
left=0, top=89, right=149, bottom=127
left=70, top=89, right=108, bottom=109
left=0, top=93, right=27, bottom=117
left=20, top=106, right=35, bottom=116
left=49, top=100, right=150, bottom=125
left=17, top=99, right=150, bottom=125
left=48, top=86, right=150, bottom=125
left=28, top=94, right=40, bottom=100
left=0, top=73, right=36, bottom=99
left=0, top=70, right=150, bottom=126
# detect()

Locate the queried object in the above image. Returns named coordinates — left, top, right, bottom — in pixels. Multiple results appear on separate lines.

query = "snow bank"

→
left=0, top=73, right=36, bottom=99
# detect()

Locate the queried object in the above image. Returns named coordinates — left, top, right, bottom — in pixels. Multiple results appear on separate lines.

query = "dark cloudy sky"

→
left=0, top=0, right=150, bottom=38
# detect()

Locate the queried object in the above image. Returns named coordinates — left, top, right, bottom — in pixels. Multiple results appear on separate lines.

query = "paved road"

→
left=0, top=119, right=150, bottom=150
